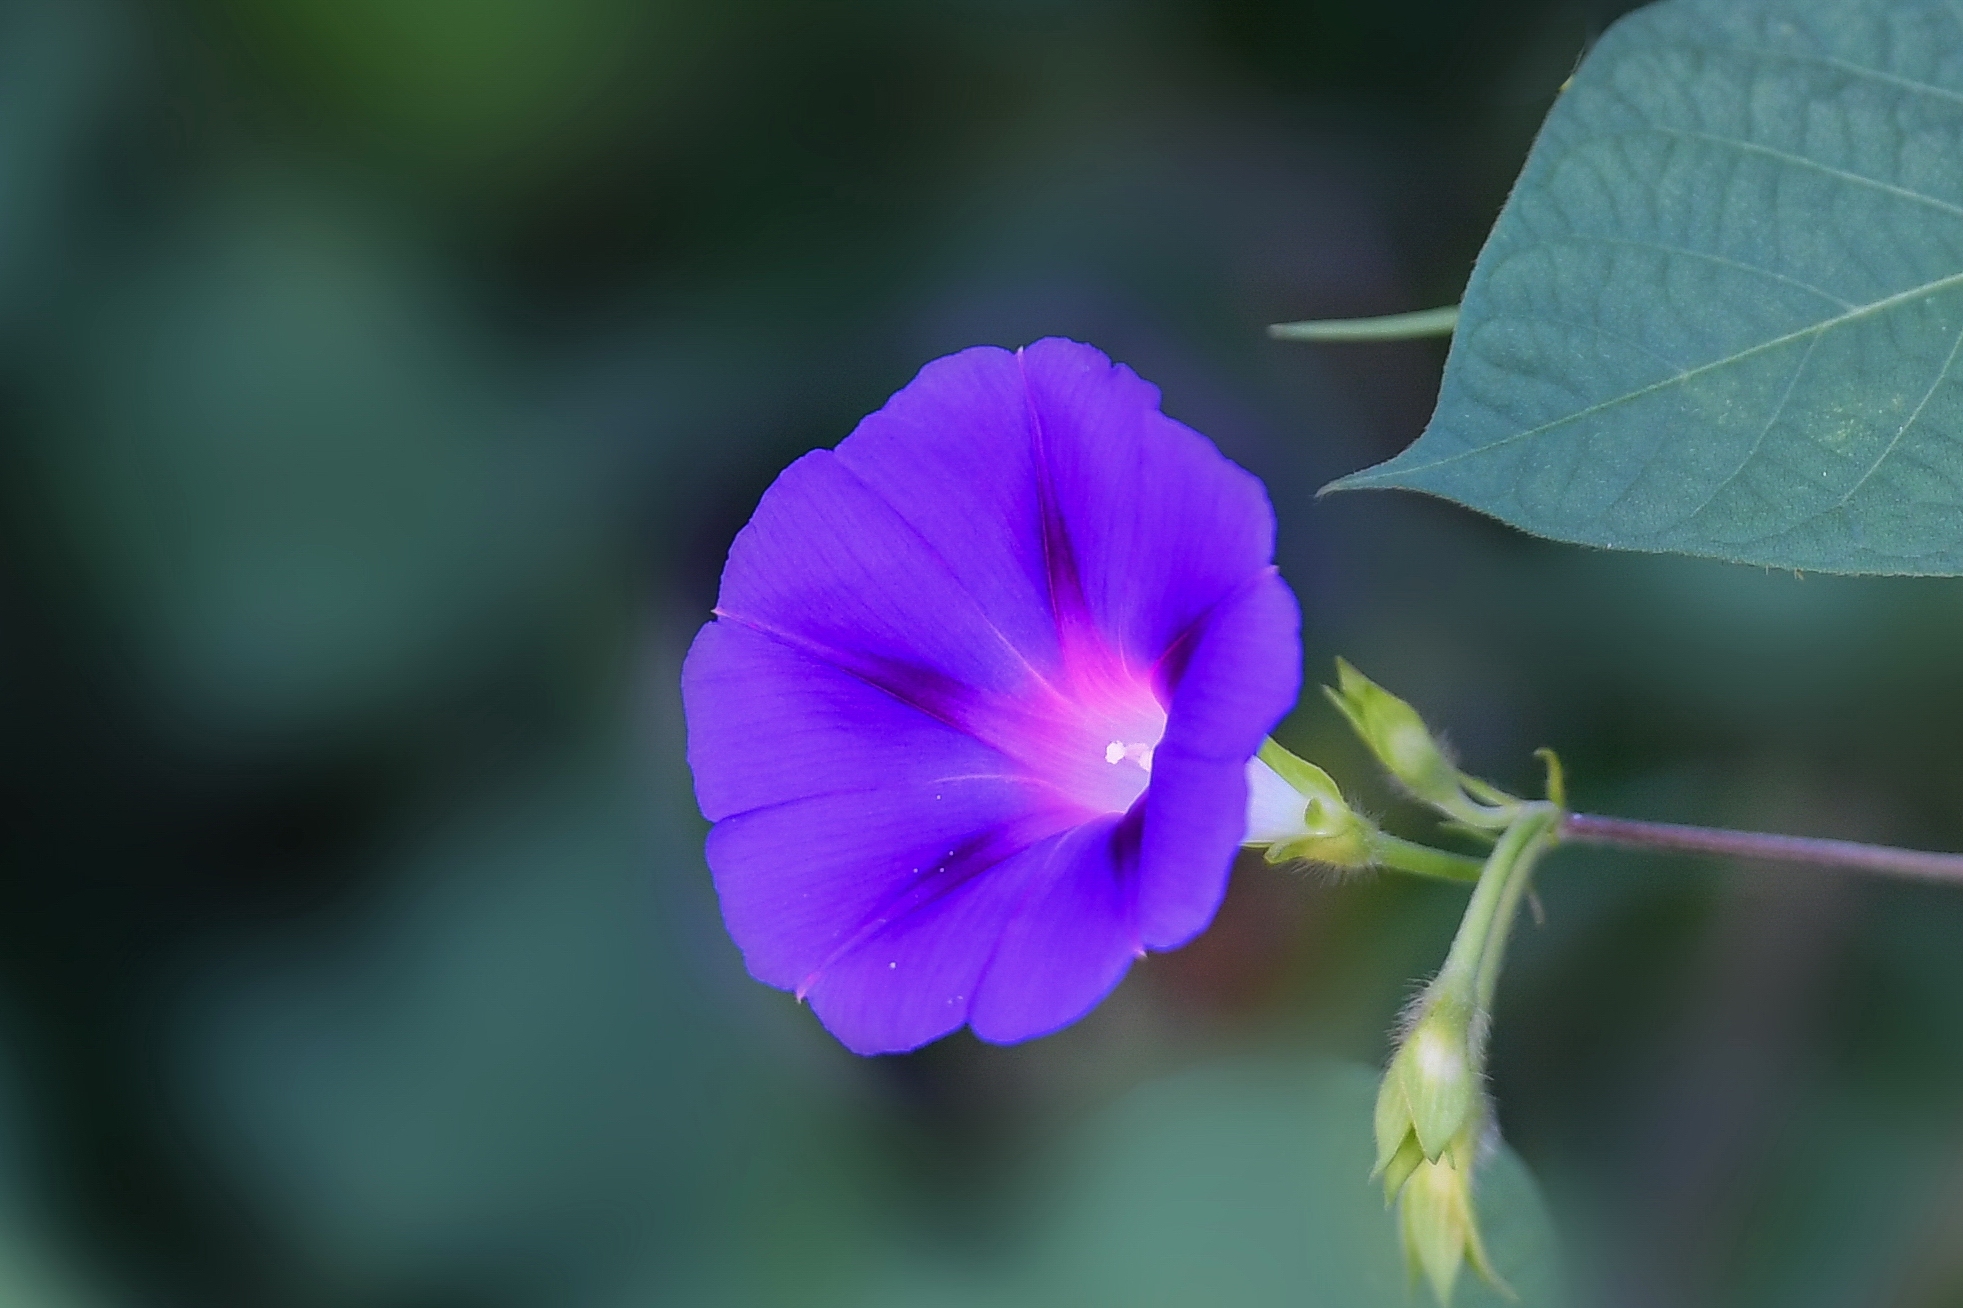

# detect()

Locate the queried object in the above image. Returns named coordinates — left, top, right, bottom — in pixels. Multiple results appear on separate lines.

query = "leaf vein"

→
left=1350, top=270, right=1963, bottom=481
left=1833, top=318, right=1963, bottom=507
left=1524, top=313, right=1691, bottom=373
left=1652, top=126, right=1963, bottom=221
left=1692, top=38, right=1963, bottom=112
left=1678, top=333, right=1820, bottom=527
left=1576, top=235, right=1853, bottom=309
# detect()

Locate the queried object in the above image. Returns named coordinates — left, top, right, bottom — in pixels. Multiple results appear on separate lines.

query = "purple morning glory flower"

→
left=682, top=338, right=1302, bottom=1054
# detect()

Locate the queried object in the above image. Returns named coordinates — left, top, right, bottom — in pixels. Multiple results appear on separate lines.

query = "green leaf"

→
left=1328, top=0, right=1963, bottom=575
left=1017, top=1059, right=1564, bottom=1307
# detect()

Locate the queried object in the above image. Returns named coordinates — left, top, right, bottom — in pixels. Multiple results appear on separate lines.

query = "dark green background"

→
left=7, top=0, right=1963, bottom=1305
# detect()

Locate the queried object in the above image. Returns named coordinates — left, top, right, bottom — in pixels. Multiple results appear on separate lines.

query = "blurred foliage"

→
left=1012, top=1059, right=1561, bottom=1307
left=200, top=0, right=753, bottom=193
left=8, top=0, right=1963, bottom=1306
left=0, top=0, right=135, bottom=348
left=23, top=188, right=616, bottom=744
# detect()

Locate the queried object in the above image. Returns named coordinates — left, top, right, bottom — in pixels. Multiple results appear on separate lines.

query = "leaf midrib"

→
left=1341, top=266, right=1963, bottom=484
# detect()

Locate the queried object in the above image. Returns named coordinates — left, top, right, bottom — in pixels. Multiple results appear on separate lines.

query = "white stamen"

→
left=1106, top=741, right=1127, bottom=764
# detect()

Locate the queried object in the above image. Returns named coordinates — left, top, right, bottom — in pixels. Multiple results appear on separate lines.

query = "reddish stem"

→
left=1561, top=812, right=1963, bottom=884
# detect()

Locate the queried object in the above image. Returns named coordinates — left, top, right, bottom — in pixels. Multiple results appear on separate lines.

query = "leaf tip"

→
left=1317, top=468, right=1391, bottom=498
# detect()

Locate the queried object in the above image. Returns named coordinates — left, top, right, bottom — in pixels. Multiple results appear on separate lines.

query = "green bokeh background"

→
left=4, top=0, right=1962, bottom=1305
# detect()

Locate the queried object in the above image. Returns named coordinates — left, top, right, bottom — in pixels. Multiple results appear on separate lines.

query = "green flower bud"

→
left=1365, top=790, right=1561, bottom=1305
left=1325, top=659, right=1467, bottom=815
left=1378, top=995, right=1482, bottom=1164
left=1397, top=1136, right=1507, bottom=1307
left=1376, top=1007, right=1506, bottom=1306
left=1400, top=1005, right=1480, bottom=1159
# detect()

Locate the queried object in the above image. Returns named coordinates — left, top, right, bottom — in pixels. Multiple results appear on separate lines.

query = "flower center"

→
left=1036, top=677, right=1164, bottom=816
left=1017, top=641, right=1168, bottom=818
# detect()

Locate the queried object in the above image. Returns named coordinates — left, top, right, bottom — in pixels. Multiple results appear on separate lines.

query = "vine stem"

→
left=1268, top=305, right=1460, bottom=342
left=1368, top=831, right=1485, bottom=883
left=1561, top=812, right=1963, bottom=884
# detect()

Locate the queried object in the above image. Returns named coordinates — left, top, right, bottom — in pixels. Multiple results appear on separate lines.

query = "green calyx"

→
left=1375, top=1053, right=1503, bottom=1306
left=1250, top=662, right=1573, bottom=886
left=1392, top=998, right=1482, bottom=1160
left=1398, top=1141, right=1509, bottom=1308
left=1255, top=740, right=1376, bottom=868
left=1250, top=739, right=1487, bottom=883
left=1323, top=659, right=1518, bottom=831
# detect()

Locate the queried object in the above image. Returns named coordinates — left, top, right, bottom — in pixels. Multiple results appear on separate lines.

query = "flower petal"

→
left=968, top=813, right=1142, bottom=1044
left=686, top=338, right=1305, bottom=1054
left=831, top=346, right=1063, bottom=674
left=798, top=832, right=1061, bottom=1055
left=705, top=776, right=1068, bottom=1004
left=1137, top=569, right=1303, bottom=949
left=1015, top=337, right=1281, bottom=675
left=715, top=448, right=1037, bottom=704
left=713, top=447, right=1099, bottom=767
left=682, top=620, right=1015, bottom=824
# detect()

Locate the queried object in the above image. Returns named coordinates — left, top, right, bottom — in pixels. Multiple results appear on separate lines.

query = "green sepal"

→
left=1324, top=660, right=1460, bottom=810
left=1256, top=738, right=1345, bottom=804
left=1373, top=1071, right=1414, bottom=1174
left=1323, top=660, right=1520, bottom=830
left=1378, top=1131, right=1426, bottom=1206
left=1393, top=1002, right=1479, bottom=1161
left=1396, top=1133, right=1515, bottom=1307
left=1254, top=738, right=1376, bottom=868
left=1264, top=809, right=1374, bottom=872
left=1400, top=1159, right=1468, bottom=1307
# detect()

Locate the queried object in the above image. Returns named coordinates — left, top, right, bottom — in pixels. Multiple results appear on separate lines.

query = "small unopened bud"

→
left=1375, top=991, right=1511, bottom=1303
left=1398, top=1137, right=1507, bottom=1307
left=1325, top=659, right=1468, bottom=815
left=1378, top=996, right=1481, bottom=1163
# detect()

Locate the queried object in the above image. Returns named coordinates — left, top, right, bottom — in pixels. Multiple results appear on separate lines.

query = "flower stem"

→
left=1268, top=305, right=1460, bottom=342
left=1561, top=812, right=1963, bottom=884
left=1368, top=832, right=1487, bottom=884
left=1471, top=808, right=1560, bottom=1010
left=1433, top=805, right=1558, bottom=1002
